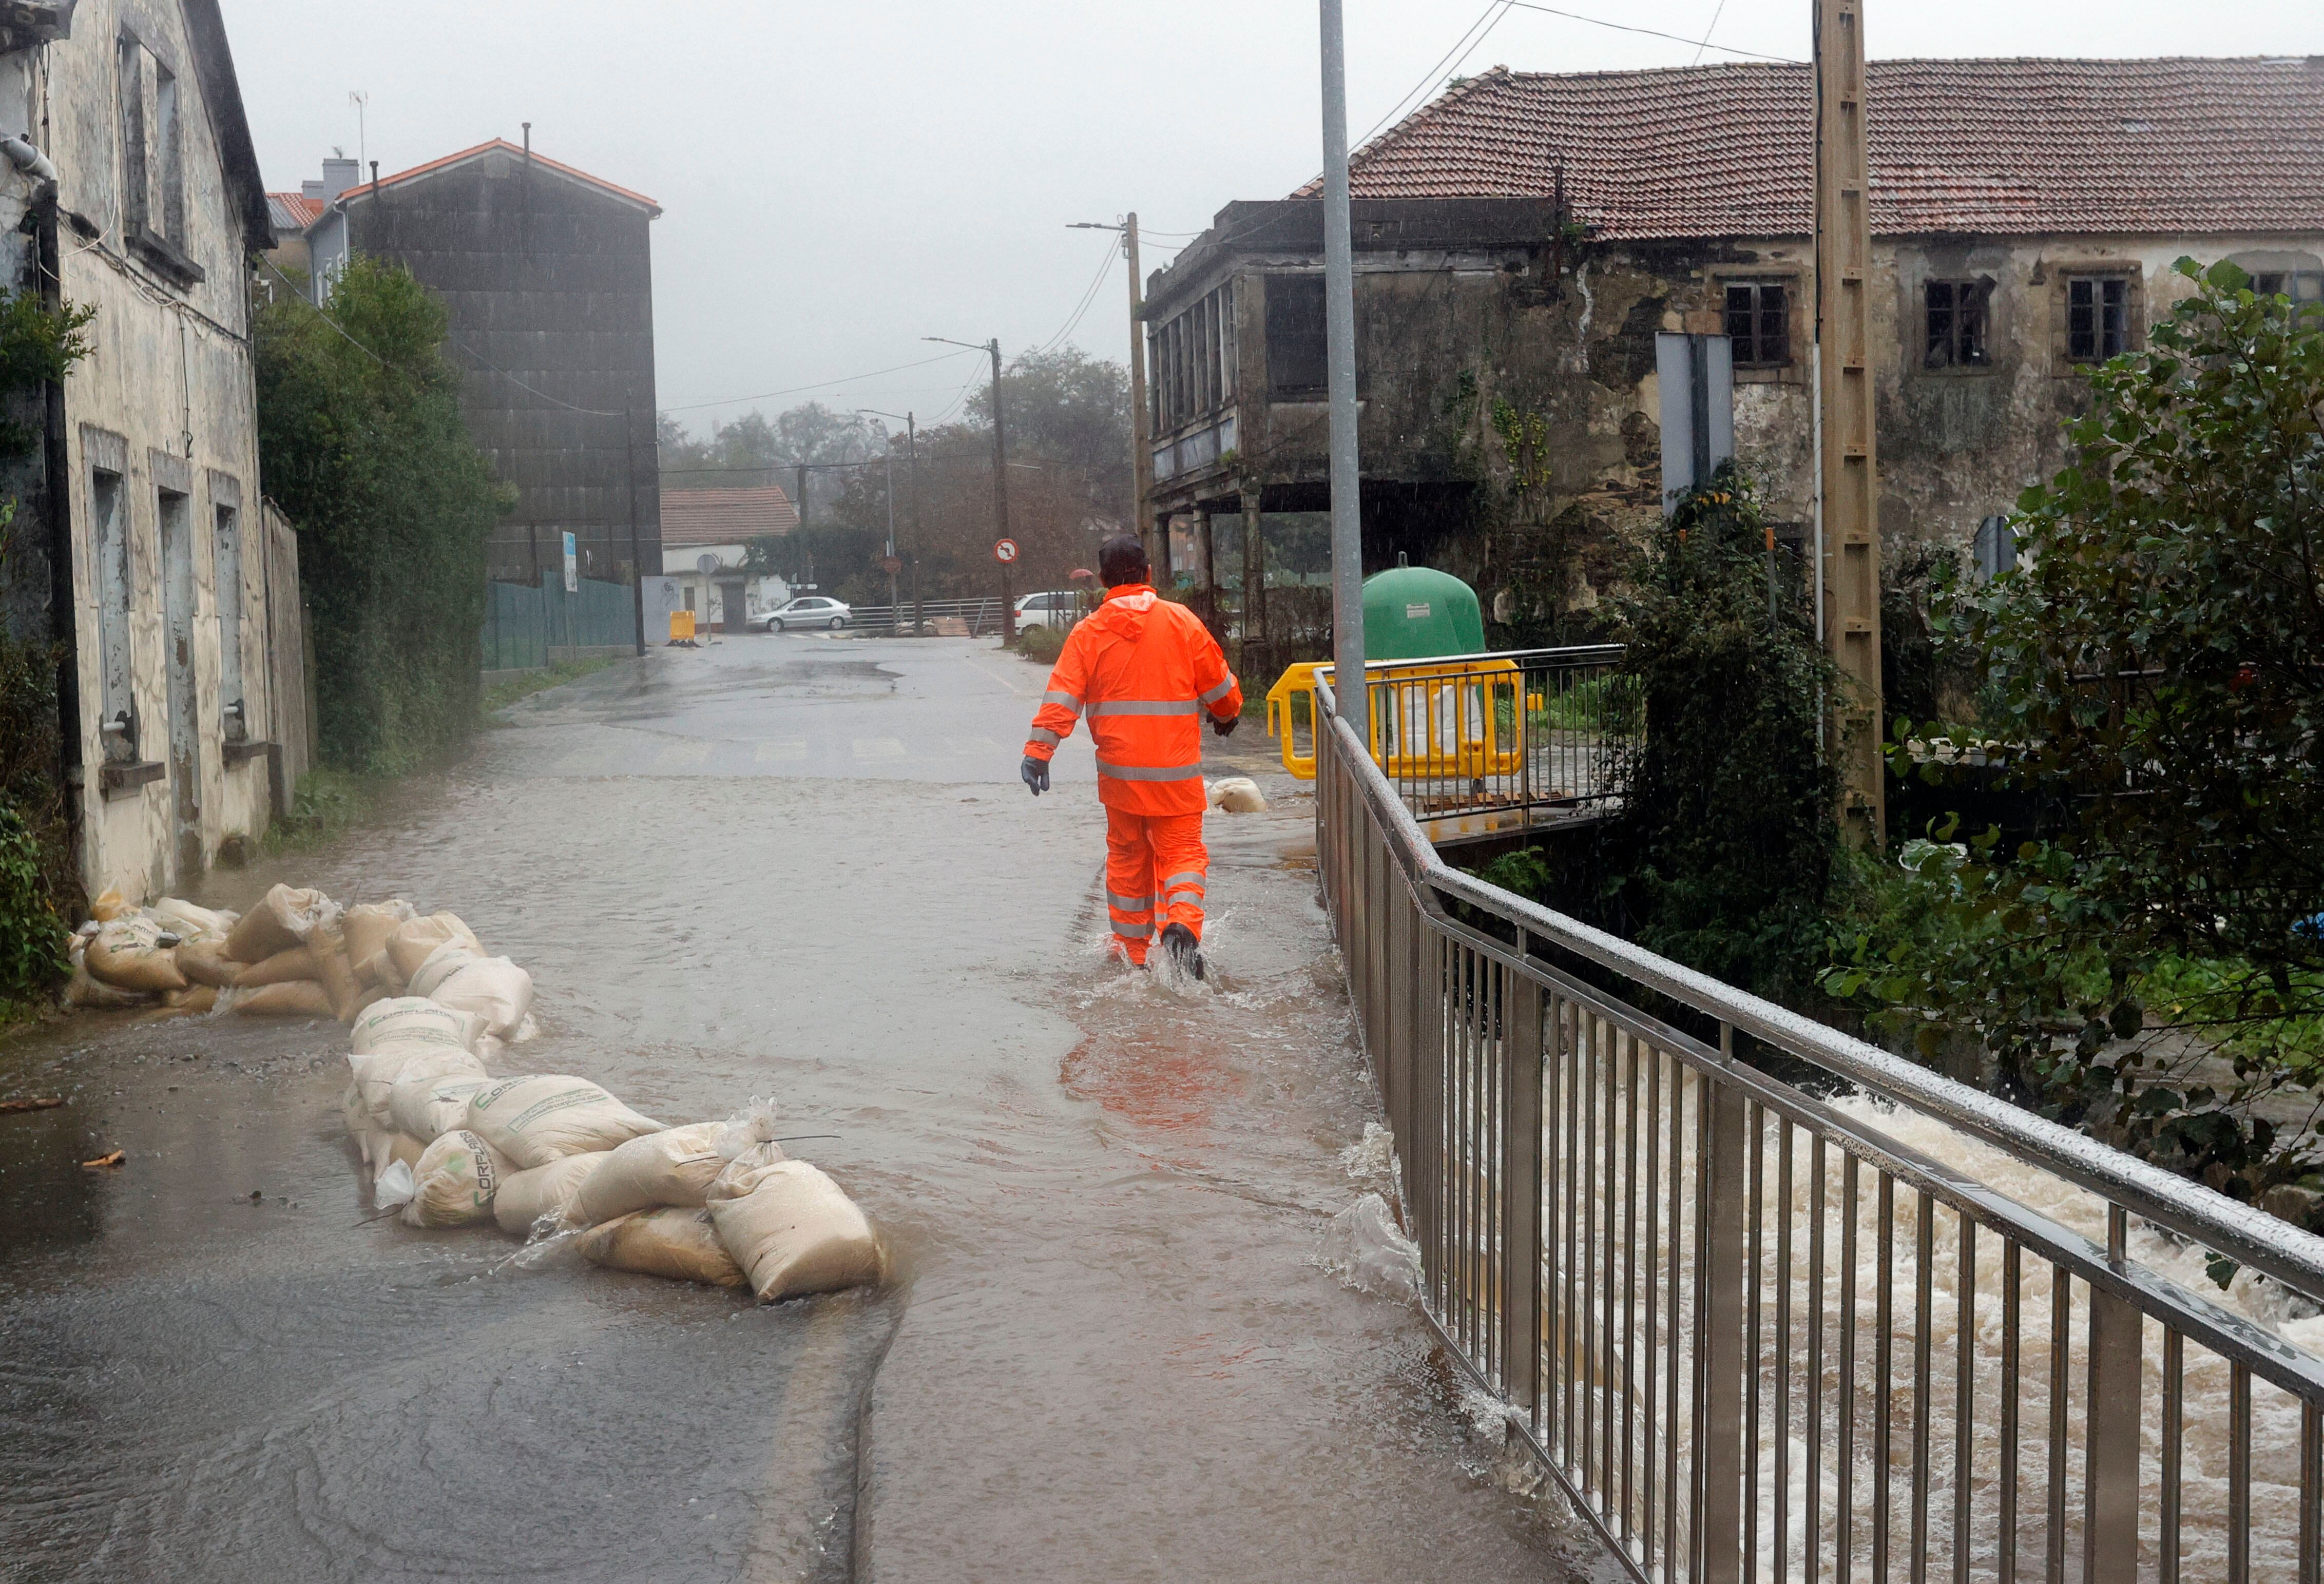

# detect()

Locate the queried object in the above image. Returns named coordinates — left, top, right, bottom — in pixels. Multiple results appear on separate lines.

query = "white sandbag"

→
left=422, top=954, right=533, bottom=1040
left=350, top=1045, right=486, bottom=1133
left=385, top=912, right=483, bottom=982
left=400, top=1129, right=513, bottom=1228
left=493, top=1152, right=609, bottom=1237
left=406, top=941, right=476, bottom=1000
left=68, top=959, right=154, bottom=1008
left=342, top=901, right=415, bottom=983
left=148, top=897, right=235, bottom=940
left=350, top=996, right=483, bottom=1056
left=388, top=1068, right=497, bottom=1143
left=1207, top=775, right=1268, bottom=814
left=565, top=1122, right=728, bottom=1229
left=224, top=883, right=336, bottom=963
left=85, top=916, right=189, bottom=993
left=306, top=917, right=366, bottom=1022
left=465, top=1074, right=665, bottom=1169
left=581, top=1208, right=747, bottom=1288
left=706, top=1158, right=882, bottom=1302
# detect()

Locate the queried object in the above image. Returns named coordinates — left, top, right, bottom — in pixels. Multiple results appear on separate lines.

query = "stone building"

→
left=0, top=0, right=305, bottom=902
left=1142, top=57, right=2324, bottom=648
left=276, top=138, right=663, bottom=595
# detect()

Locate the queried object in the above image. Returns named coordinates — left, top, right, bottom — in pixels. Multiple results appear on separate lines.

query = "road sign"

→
left=993, top=538, right=1019, bottom=564
left=562, top=531, right=579, bottom=592
left=881, top=556, right=902, bottom=576
left=695, top=553, right=718, bottom=576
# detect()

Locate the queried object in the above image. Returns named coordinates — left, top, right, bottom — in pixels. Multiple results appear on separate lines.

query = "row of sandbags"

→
left=347, top=1000, right=882, bottom=1303
left=66, top=885, right=533, bottom=1052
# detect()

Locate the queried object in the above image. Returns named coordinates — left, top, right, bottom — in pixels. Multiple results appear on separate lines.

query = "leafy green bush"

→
left=255, top=257, right=513, bottom=774
left=1015, top=622, right=1066, bottom=666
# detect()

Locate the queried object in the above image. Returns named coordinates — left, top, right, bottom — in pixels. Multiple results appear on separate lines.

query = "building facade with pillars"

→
left=1142, top=57, right=2324, bottom=656
left=279, top=138, right=663, bottom=596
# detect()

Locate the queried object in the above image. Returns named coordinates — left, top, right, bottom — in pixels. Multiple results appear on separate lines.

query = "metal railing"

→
left=1313, top=672, right=2324, bottom=1584
left=832, top=597, right=1006, bottom=636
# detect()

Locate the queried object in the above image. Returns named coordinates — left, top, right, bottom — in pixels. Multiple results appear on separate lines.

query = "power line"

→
left=1500, top=1, right=1799, bottom=62
left=1034, top=240, right=1118, bottom=357
left=448, top=339, right=626, bottom=416
left=659, top=347, right=982, bottom=415
left=1357, top=0, right=1511, bottom=151
left=1691, top=0, right=1733, bottom=63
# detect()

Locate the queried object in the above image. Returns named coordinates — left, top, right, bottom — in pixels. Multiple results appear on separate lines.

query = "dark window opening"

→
left=1924, top=280, right=1991, bottom=369
left=116, top=34, right=146, bottom=235
left=1723, top=281, right=1790, bottom=366
left=2251, top=270, right=2324, bottom=321
left=1266, top=274, right=1329, bottom=396
left=2067, top=277, right=2130, bottom=361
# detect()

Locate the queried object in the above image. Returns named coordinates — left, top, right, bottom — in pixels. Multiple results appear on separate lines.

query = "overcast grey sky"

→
left=219, top=1, right=2321, bottom=436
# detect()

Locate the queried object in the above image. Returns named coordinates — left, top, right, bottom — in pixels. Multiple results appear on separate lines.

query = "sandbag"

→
left=350, top=983, right=391, bottom=1019
left=400, top=1129, right=512, bottom=1228
left=565, top=1122, right=728, bottom=1228
left=226, top=979, right=336, bottom=1018
left=385, top=913, right=483, bottom=983
left=705, top=1158, right=882, bottom=1302
left=224, top=884, right=334, bottom=963
left=174, top=936, right=244, bottom=989
left=427, top=956, right=533, bottom=1042
left=1207, top=775, right=1268, bottom=814
left=148, top=897, right=235, bottom=940
left=306, top=918, right=365, bottom=1022
left=352, top=1045, right=485, bottom=1133
left=89, top=885, right=128, bottom=922
left=235, top=945, right=319, bottom=987
left=465, top=1074, right=664, bottom=1169
left=342, top=901, right=414, bottom=982
left=493, top=1152, right=609, bottom=1237
left=406, top=941, right=476, bottom=1000
left=68, top=960, right=153, bottom=1008
left=350, top=997, right=482, bottom=1057
left=358, top=946, right=409, bottom=995
left=387, top=1067, right=496, bottom=1142
left=581, top=1208, right=747, bottom=1288
left=376, top=1131, right=427, bottom=1175
left=85, top=916, right=189, bottom=994
left=138, top=984, right=219, bottom=1020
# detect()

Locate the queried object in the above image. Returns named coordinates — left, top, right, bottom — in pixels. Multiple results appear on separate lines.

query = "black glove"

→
left=1209, top=712, right=1239, bottom=738
left=1021, top=755, right=1050, bottom=796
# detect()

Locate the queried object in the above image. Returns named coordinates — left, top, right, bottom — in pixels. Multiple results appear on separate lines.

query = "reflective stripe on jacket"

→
left=1023, top=585, right=1242, bottom=815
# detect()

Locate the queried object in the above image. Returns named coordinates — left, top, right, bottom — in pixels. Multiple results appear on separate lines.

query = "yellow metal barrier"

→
left=1265, top=658, right=1526, bottom=782
left=668, top=610, right=696, bottom=643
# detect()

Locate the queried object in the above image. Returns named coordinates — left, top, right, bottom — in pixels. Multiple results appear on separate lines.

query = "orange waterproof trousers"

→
left=1104, top=807, right=1208, bottom=965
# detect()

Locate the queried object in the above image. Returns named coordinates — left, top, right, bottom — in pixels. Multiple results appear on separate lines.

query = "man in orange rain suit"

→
left=1021, top=534, right=1242, bottom=977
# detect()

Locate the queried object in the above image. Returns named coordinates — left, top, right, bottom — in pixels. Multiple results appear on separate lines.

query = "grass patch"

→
left=262, top=767, right=392, bottom=856
left=480, top=655, right=625, bottom=717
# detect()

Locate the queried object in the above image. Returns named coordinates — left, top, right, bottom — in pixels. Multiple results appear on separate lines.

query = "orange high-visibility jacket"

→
left=1023, top=585, right=1242, bottom=815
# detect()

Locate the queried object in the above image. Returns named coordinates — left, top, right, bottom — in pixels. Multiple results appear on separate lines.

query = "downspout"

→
left=32, top=163, right=80, bottom=876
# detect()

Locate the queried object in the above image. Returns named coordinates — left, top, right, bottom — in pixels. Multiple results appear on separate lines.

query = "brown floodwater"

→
left=0, top=634, right=1609, bottom=1582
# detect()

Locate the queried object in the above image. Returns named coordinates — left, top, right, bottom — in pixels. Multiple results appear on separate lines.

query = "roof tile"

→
left=660, top=487, right=799, bottom=547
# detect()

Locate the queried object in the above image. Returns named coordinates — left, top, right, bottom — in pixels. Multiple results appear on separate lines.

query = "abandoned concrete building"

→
left=271, top=138, right=663, bottom=600
left=1142, top=56, right=2324, bottom=650
left=0, top=0, right=308, bottom=903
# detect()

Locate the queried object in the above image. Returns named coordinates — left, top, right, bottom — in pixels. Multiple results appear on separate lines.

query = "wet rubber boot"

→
left=1160, top=922, right=1205, bottom=981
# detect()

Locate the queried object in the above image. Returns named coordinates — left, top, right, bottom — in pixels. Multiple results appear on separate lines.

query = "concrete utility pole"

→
left=1125, top=215, right=1155, bottom=572
left=1813, top=0, right=1885, bottom=844
left=623, top=406, right=645, bottom=655
left=1318, top=0, right=1366, bottom=717
left=989, top=338, right=1015, bottom=642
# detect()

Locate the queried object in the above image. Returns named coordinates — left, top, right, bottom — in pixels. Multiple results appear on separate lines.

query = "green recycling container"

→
left=1360, top=558, right=1485, bottom=662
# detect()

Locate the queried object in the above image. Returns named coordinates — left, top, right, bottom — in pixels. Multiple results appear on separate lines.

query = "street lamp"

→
left=924, top=335, right=1014, bottom=641
left=1068, top=218, right=1153, bottom=569
left=855, top=408, right=917, bottom=636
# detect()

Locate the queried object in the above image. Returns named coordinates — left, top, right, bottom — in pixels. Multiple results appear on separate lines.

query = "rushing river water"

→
left=0, top=636, right=1604, bottom=1582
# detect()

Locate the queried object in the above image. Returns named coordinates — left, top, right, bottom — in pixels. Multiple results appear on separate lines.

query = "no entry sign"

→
left=993, top=538, right=1019, bottom=564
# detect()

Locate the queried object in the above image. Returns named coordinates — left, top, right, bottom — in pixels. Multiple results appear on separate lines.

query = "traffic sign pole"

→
left=994, top=539, right=1019, bottom=643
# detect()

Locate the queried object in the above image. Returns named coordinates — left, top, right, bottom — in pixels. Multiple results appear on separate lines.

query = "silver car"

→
left=758, top=595, right=852, bottom=632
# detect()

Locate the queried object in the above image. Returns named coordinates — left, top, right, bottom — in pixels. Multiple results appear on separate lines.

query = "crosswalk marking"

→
left=655, top=740, right=711, bottom=770
left=755, top=739, right=806, bottom=762
left=852, top=738, right=906, bottom=760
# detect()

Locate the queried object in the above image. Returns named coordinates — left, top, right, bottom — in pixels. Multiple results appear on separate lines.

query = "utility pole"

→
left=906, top=413, right=923, bottom=638
left=1319, top=0, right=1366, bottom=718
left=1126, top=215, right=1155, bottom=571
left=794, top=462, right=810, bottom=591
left=623, top=407, right=645, bottom=655
left=989, top=338, right=1014, bottom=641
left=1813, top=0, right=1885, bottom=844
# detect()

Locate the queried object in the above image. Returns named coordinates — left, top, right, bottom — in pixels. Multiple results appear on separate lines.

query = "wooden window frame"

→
left=2065, top=274, right=2135, bottom=363
left=1722, top=278, right=1793, bottom=369
left=1923, top=278, right=1992, bottom=370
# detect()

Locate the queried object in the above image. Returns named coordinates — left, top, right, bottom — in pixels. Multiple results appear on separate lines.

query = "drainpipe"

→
left=34, top=176, right=82, bottom=884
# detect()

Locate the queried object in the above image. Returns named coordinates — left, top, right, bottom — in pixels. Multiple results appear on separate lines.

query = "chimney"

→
left=319, top=156, right=359, bottom=198
left=300, top=179, right=323, bottom=200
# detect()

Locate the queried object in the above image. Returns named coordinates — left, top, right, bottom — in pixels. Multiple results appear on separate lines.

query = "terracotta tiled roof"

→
left=343, top=139, right=661, bottom=217
left=659, top=487, right=799, bottom=547
left=1316, top=57, right=2324, bottom=239
left=266, top=191, right=324, bottom=231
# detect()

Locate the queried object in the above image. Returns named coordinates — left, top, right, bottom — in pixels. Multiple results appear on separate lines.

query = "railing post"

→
left=1697, top=1036, right=1748, bottom=1584
left=2084, top=1208, right=2142, bottom=1584
left=1502, top=969, right=1543, bottom=1413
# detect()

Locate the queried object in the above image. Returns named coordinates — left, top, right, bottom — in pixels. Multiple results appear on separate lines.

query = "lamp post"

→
left=1067, top=217, right=1152, bottom=566
left=925, top=336, right=1013, bottom=640
left=1319, top=0, right=1366, bottom=713
left=857, top=408, right=918, bottom=635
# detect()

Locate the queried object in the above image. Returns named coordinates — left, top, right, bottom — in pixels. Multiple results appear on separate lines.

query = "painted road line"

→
left=852, top=738, right=907, bottom=760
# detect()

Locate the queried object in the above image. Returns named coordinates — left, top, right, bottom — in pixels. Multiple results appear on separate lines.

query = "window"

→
left=214, top=504, right=245, bottom=741
left=2252, top=269, right=2324, bottom=322
left=1924, top=280, right=1991, bottom=368
left=1723, top=281, right=1790, bottom=366
left=1265, top=274, right=1329, bottom=397
left=1151, top=281, right=1238, bottom=430
left=91, top=467, right=135, bottom=761
left=2067, top=277, right=2131, bottom=361
left=155, top=63, right=183, bottom=242
left=116, top=30, right=190, bottom=263
left=116, top=34, right=146, bottom=235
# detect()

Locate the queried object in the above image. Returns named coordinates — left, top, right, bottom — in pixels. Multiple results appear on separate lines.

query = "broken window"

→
left=214, top=503, right=245, bottom=741
left=1266, top=274, right=1329, bottom=397
left=2067, top=277, right=2131, bottom=361
left=1723, top=281, right=1790, bottom=367
left=1924, top=280, right=1991, bottom=368
left=2251, top=269, right=2324, bottom=322
left=116, top=33, right=146, bottom=235
left=1150, top=281, right=1239, bottom=431
left=155, top=62, right=183, bottom=242
left=91, top=466, right=136, bottom=761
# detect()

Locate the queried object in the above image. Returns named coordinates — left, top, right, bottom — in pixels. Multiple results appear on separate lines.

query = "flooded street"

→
left=0, top=634, right=1595, bottom=1582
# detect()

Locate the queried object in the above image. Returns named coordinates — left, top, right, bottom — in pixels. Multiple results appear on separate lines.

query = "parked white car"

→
left=757, top=595, right=852, bottom=632
left=1013, top=590, right=1084, bottom=631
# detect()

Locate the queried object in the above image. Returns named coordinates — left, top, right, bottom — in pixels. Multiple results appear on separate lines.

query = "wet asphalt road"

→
left=0, top=633, right=1599, bottom=1582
